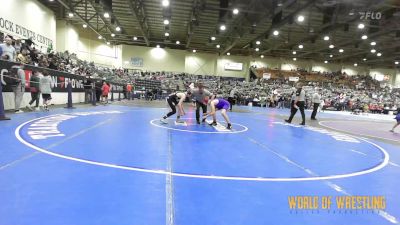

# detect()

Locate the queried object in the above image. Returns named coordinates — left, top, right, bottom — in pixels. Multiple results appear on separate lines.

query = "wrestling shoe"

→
left=176, top=119, right=185, bottom=123
left=299, top=122, right=305, bottom=125
left=209, top=121, right=217, bottom=126
left=160, top=118, right=168, bottom=124
left=227, top=123, right=232, bottom=130
left=284, top=119, right=291, bottom=123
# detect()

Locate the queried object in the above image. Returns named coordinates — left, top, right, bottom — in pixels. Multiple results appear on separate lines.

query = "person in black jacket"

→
left=83, top=75, right=92, bottom=103
left=95, top=79, right=103, bottom=102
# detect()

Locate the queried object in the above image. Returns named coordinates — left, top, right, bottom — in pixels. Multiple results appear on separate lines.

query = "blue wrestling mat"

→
left=1, top=104, right=400, bottom=225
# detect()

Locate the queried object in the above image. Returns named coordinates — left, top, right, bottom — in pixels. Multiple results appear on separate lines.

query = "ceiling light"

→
left=273, top=30, right=279, bottom=36
left=361, top=35, right=368, bottom=40
left=256, top=41, right=261, bottom=45
left=192, top=49, right=197, bottom=53
left=49, top=0, right=54, bottom=1
left=68, top=12, right=74, bottom=17
left=297, top=15, right=305, bottom=22
left=395, top=61, right=399, bottom=65
left=115, top=26, right=121, bottom=32
left=211, top=36, right=216, bottom=41
left=255, top=48, right=259, bottom=51
left=358, top=23, right=365, bottom=29
left=363, top=58, right=367, bottom=61
left=162, top=0, right=170, bottom=7
left=377, top=52, right=382, bottom=57
left=371, top=49, right=376, bottom=53
left=133, top=36, right=137, bottom=40
left=324, top=60, right=328, bottom=63
left=339, top=49, right=344, bottom=53
left=329, top=44, right=334, bottom=49
left=220, top=25, right=226, bottom=31
left=292, top=51, right=296, bottom=55
left=106, top=41, right=110, bottom=45
left=176, top=40, right=180, bottom=44
left=260, top=55, right=264, bottom=58
left=370, top=41, right=376, bottom=46
left=104, top=12, right=110, bottom=18
left=82, top=24, right=87, bottom=28
left=298, top=44, right=303, bottom=49
left=329, top=54, right=333, bottom=58
left=216, top=44, right=221, bottom=48
left=165, top=32, right=170, bottom=37
left=323, top=36, right=330, bottom=41
left=163, top=19, right=170, bottom=25
left=233, top=8, right=239, bottom=15
left=98, top=35, right=102, bottom=40
left=111, top=33, right=115, bottom=37
left=227, top=52, right=231, bottom=55
left=354, top=63, right=358, bottom=67
left=156, top=45, right=160, bottom=48
left=293, top=58, right=297, bottom=61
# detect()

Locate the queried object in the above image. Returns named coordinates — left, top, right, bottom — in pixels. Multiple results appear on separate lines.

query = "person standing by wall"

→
left=95, top=79, right=103, bottom=102
left=11, top=64, right=26, bottom=113
left=83, top=75, right=92, bottom=104
left=27, top=70, right=41, bottom=111
left=101, top=81, right=110, bottom=105
left=39, top=71, right=52, bottom=111
left=126, top=83, right=132, bottom=100
left=311, top=88, right=321, bottom=120
left=285, top=83, right=306, bottom=125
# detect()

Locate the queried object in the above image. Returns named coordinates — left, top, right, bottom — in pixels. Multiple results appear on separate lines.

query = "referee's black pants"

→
left=227, top=97, right=234, bottom=110
left=196, top=101, right=207, bottom=123
left=311, top=103, right=320, bottom=119
left=287, top=101, right=305, bottom=124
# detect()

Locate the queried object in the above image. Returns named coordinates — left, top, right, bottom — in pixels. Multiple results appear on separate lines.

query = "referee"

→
left=285, top=83, right=306, bottom=125
left=311, top=88, right=321, bottom=120
left=190, top=83, right=213, bottom=124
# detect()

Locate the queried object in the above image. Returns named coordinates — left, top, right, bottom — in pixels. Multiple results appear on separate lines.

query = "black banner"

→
left=0, top=60, right=124, bottom=93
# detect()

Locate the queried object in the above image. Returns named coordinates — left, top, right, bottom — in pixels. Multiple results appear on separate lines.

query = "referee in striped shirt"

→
left=285, top=83, right=306, bottom=125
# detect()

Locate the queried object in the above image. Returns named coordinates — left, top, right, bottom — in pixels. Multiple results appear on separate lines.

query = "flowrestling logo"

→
left=24, top=111, right=123, bottom=140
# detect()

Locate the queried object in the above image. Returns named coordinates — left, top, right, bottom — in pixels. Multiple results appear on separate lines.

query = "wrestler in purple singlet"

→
left=215, top=98, right=230, bottom=110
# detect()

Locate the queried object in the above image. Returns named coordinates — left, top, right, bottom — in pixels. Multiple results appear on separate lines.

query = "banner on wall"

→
left=374, top=74, right=384, bottom=81
left=130, top=57, right=144, bottom=67
left=289, top=76, right=300, bottom=82
left=0, top=16, right=53, bottom=47
left=0, top=60, right=124, bottom=93
left=224, top=62, right=243, bottom=71
left=263, top=73, right=271, bottom=80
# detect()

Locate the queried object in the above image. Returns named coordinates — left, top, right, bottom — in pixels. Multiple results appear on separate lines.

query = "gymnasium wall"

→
left=59, top=26, right=398, bottom=82
left=121, top=45, right=186, bottom=72
left=0, top=0, right=56, bottom=51
left=56, top=22, right=122, bottom=68
left=395, top=73, right=400, bottom=88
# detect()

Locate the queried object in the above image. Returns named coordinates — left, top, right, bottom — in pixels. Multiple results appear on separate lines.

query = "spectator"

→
left=27, top=70, right=41, bottom=111
left=0, top=36, right=16, bottom=61
left=83, top=75, right=93, bottom=103
left=126, top=83, right=132, bottom=100
left=11, top=64, right=26, bottom=113
left=16, top=48, right=30, bottom=64
left=101, top=81, right=110, bottom=105
left=39, top=71, right=52, bottom=111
